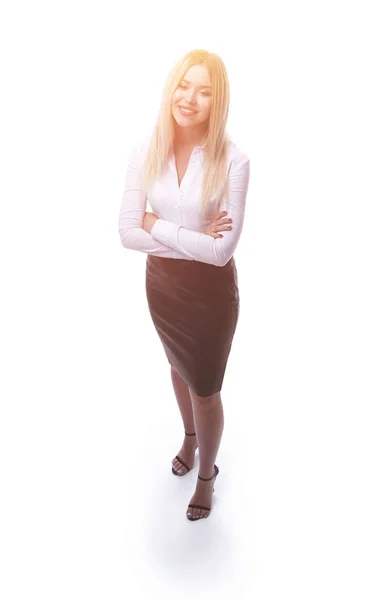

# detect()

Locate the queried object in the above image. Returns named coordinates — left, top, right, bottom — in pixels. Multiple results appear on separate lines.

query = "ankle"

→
left=198, top=473, right=215, bottom=482
left=184, top=436, right=198, bottom=448
left=184, top=431, right=197, bottom=441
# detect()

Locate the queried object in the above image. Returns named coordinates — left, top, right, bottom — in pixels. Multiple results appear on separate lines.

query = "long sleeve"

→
left=150, top=158, right=251, bottom=267
left=118, top=143, right=193, bottom=260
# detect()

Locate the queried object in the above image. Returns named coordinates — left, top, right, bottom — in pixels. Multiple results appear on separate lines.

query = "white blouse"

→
left=118, top=137, right=250, bottom=267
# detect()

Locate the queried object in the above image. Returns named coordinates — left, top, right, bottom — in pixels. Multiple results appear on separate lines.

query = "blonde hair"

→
left=140, top=49, right=232, bottom=218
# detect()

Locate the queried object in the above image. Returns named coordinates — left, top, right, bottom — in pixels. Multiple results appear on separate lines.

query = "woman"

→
left=118, top=49, right=250, bottom=522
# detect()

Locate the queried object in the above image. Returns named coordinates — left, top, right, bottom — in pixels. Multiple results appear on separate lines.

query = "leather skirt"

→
left=145, top=254, right=240, bottom=397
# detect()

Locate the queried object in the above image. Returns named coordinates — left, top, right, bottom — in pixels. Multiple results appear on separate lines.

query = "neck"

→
left=173, top=124, right=207, bottom=149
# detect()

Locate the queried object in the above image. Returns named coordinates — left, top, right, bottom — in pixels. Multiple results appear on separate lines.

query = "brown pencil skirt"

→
left=145, top=254, right=240, bottom=397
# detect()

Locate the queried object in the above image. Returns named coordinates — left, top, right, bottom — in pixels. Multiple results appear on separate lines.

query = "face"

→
left=171, top=64, right=212, bottom=132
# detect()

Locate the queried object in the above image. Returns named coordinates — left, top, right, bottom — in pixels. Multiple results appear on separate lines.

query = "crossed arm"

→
left=118, top=144, right=192, bottom=260
left=118, top=143, right=250, bottom=266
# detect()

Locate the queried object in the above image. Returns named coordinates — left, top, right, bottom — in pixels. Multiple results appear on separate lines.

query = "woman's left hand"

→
left=142, top=211, right=159, bottom=234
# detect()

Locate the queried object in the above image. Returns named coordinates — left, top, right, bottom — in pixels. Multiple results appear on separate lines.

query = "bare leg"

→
left=186, top=389, right=224, bottom=520
left=170, top=366, right=198, bottom=475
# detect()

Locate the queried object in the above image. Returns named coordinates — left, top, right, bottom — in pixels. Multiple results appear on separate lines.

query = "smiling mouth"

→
left=178, top=106, right=198, bottom=115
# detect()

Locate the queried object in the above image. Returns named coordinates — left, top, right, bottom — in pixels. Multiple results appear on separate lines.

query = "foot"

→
left=172, top=433, right=198, bottom=476
left=186, top=467, right=218, bottom=520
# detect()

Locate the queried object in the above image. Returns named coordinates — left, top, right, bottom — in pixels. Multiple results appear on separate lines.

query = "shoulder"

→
left=226, top=140, right=250, bottom=170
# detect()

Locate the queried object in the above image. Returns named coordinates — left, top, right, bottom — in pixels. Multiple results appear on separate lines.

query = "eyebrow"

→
left=181, top=78, right=212, bottom=89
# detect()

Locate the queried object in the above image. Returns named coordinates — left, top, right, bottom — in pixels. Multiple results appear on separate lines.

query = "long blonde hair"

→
left=140, top=49, right=232, bottom=218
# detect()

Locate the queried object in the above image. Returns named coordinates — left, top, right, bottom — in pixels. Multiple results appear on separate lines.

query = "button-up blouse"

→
left=118, top=137, right=250, bottom=267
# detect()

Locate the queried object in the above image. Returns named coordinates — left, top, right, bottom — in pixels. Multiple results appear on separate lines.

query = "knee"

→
left=189, top=388, right=221, bottom=406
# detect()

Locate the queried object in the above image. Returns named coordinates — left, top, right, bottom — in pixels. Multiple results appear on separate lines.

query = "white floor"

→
left=2, top=353, right=382, bottom=600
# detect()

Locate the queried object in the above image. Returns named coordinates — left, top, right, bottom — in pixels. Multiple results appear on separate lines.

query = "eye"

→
left=178, top=83, right=210, bottom=95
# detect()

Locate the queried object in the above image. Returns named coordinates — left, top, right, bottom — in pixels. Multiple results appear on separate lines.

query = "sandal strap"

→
left=174, top=455, right=191, bottom=471
left=188, top=503, right=211, bottom=512
left=198, top=464, right=219, bottom=481
left=184, top=431, right=196, bottom=436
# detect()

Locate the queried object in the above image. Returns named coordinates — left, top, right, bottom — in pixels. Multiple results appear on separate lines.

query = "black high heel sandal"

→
left=171, top=431, right=198, bottom=476
left=187, top=464, right=219, bottom=521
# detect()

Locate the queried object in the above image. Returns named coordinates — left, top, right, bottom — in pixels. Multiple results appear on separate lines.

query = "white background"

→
left=1, top=1, right=383, bottom=598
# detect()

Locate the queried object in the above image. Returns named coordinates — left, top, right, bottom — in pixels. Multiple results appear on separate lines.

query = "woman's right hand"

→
left=204, top=211, right=233, bottom=238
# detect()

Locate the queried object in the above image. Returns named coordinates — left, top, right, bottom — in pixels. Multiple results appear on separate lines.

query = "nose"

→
left=184, top=89, right=198, bottom=105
